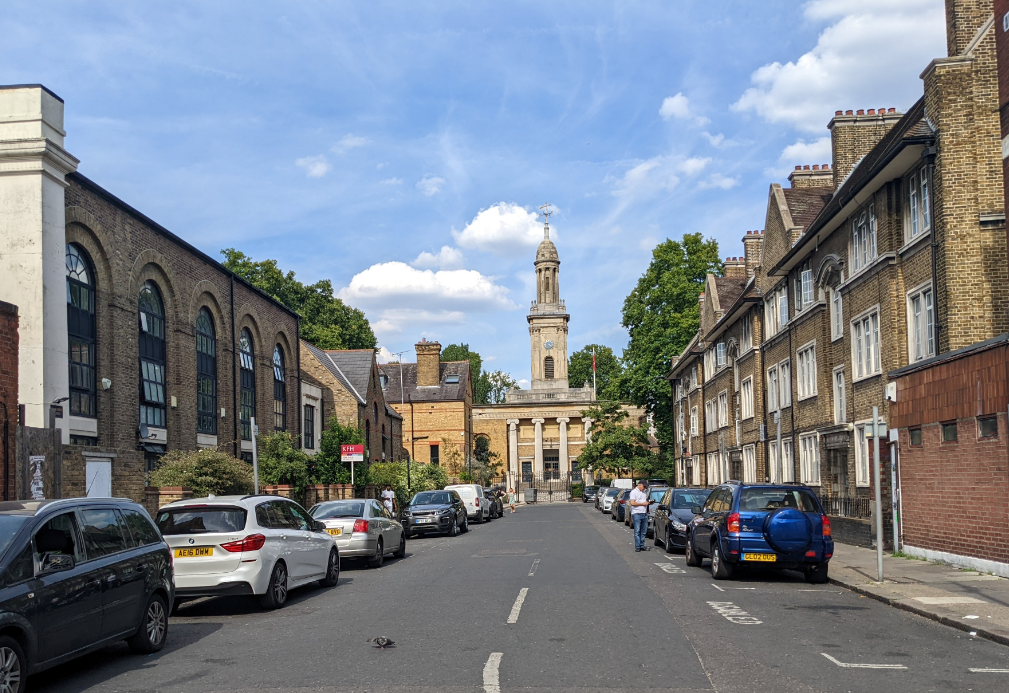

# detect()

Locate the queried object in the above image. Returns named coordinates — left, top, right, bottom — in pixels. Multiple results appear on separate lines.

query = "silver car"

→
left=309, top=499, right=406, bottom=569
left=600, top=487, right=621, bottom=513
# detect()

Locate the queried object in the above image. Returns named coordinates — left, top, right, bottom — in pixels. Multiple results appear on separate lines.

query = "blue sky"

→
left=1, top=1, right=946, bottom=385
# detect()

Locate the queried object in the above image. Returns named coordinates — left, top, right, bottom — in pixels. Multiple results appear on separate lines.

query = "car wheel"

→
left=685, top=532, right=702, bottom=567
left=805, top=561, right=829, bottom=584
left=460, top=516, right=469, bottom=533
left=0, top=635, right=27, bottom=693
left=259, top=561, right=289, bottom=609
left=320, top=549, right=340, bottom=587
left=664, top=529, right=675, bottom=554
left=476, top=511, right=485, bottom=524
left=394, top=533, right=407, bottom=559
left=711, top=542, right=733, bottom=580
left=448, top=517, right=459, bottom=537
left=127, top=593, right=168, bottom=654
left=368, top=539, right=385, bottom=568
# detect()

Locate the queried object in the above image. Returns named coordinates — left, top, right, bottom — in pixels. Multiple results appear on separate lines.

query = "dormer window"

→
left=445, top=374, right=460, bottom=384
left=379, top=374, right=389, bottom=389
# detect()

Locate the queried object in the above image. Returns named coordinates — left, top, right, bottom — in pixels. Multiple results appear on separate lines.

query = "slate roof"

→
left=302, top=341, right=365, bottom=403
left=714, top=277, right=747, bottom=313
left=324, top=350, right=377, bottom=403
left=783, top=188, right=832, bottom=230
left=378, top=361, right=471, bottom=403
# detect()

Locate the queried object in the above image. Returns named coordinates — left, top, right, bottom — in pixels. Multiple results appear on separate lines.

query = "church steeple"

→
left=535, top=204, right=560, bottom=305
left=528, top=203, right=569, bottom=389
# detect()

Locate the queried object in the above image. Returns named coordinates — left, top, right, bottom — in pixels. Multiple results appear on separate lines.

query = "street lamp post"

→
left=392, top=350, right=410, bottom=491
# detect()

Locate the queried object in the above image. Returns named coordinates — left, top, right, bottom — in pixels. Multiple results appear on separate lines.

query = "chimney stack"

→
left=723, top=256, right=746, bottom=279
left=415, top=339, right=442, bottom=386
left=828, top=108, right=904, bottom=190
left=787, top=163, right=833, bottom=189
left=742, top=230, right=764, bottom=279
left=945, top=0, right=992, bottom=56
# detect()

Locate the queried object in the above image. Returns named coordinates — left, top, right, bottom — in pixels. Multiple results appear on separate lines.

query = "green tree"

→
left=569, top=344, right=623, bottom=399
left=314, top=419, right=364, bottom=484
left=412, top=462, right=449, bottom=493
left=148, top=448, right=254, bottom=497
left=619, top=233, right=721, bottom=454
left=258, top=431, right=311, bottom=497
left=441, top=343, right=493, bottom=403
left=578, top=401, right=658, bottom=479
left=471, top=436, right=503, bottom=486
left=484, top=370, right=518, bottom=403
left=221, top=248, right=376, bottom=350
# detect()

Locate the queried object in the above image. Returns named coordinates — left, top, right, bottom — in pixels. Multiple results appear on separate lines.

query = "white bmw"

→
left=156, top=494, right=340, bottom=610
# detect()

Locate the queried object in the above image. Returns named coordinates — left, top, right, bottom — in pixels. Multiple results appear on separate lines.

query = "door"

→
left=288, top=503, right=330, bottom=577
left=656, top=489, right=672, bottom=544
left=255, top=501, right=296, bottom=578
left=379, top=504, right=401, bottom=550
left=33, top=510, right=103, bottom=662
left=78, top=507, right=144, bottom=638
left=85, top=460, right=112, bottom=497
left=696, top=488, right=726, bottom=556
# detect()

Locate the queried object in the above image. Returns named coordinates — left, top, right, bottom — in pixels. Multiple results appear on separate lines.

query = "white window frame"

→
left=742, top=445, right=756, bottom=483
left=778, top=287, right=789, bottom=329
left=741, top=316, right=752, bottom=352
left=906, top=165, right=931, bottom=242
left=767, top=365, right=779, bottom=413
left=690, top=406, right=698, bottom=436
left=851, top=306, right=882, bottom=381
left=717, top=390, right=728, bottom=428
left=853, top=420, right=883, bottom=487
left=768, top=440, right=779, bottom=484
left=832, top=366, right=846, bottom=425
left=707, top=452, right=721, bottom=485
left=907, top=282, right=935, bottom=362
left=704, top=349, right=715, bottom=376
left=692, top=455, right=701, bottom=486
left=690, top=367, right=697, bottom=389
left=799, top=433, right=820, bottom=485
left=797, top=341, right=817, bottom=400
left=740, top=376, right=753, bottom=420
left=779, top=359, right=791, bottom=408
left=831, top=287, right=843, bottom=341
left=716, top=342, right=726, bottom=368
left=781, top=439, right=794, bottom=483
left=850, top=204, right=878, bottom=274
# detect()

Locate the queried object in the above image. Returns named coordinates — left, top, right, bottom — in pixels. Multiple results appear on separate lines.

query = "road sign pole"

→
left=251, top=416, right=259, bottom=494
left=872, top=406, right=883, bottom=582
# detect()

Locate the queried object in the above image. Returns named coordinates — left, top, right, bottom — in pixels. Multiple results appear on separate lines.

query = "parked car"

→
left=401, top=490, right=468, bottom=537
left=644, top=486, right=671, bottom=535
left=611, top=490, right=630, bottom=522
left=599, top=487, right=621, bottom=513
left=653, top=488, right=712, bottom=552
left=484, top=490, right=503, bottom=518
left=0, top=498, right=173, bottom=686
left=309, top=499, right=406, bottom=569
left=685, top=482, right=833, bottom=583
left=445, top=484, right=491, bottom=523
left=582, top=486, right=599, bottom=503
left=160, top=495, right=339, bottom=610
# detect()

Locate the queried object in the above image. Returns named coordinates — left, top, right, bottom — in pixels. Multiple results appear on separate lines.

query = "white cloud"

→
left=517, top=378, right=530, bottom=389
left=452, top=202, right=542, bottom=255
left=732, top=0, right=945, bottom=133
left=380, top=177, right=402, bottom=185
left=659, top=92, right=710, bottom=126
left=699, top=173, right=739, bottom=190
left=610, top=155, right=711, bottom=201
left=703, top=132, right=725, bottom=147
left=412, top=245, right=466, bottom=270
left=295, top=155, right=331, bottom=178
left=373, top=310, right=468, bottom=338
left=780, top=136, right=832, bottom=164
left=416, top=175, right=446, bottom=196
left=679, top=157, right=711, bottom=176
left=376, top=346, right=397, bottom=363
left=331, top=134, right=370, bottom=154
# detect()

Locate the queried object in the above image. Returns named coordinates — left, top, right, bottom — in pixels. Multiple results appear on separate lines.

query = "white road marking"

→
left=707, top=601, right=762, bottom=624
left=528, top=559, right=540, bottom=576
left=711, top=584, right=726, bottom=592
left=483, top=652, right=503, bottom=693
left=969, top=668, right=1009, bottom=673
left=655, top=562, right=685, bottom=574
left=820, top=653, right=907, bottom=670
left=507, top=588, right=529, bottom=624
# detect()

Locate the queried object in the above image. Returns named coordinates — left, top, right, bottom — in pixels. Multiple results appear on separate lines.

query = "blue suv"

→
left=685, top=482, right=832, bottom=583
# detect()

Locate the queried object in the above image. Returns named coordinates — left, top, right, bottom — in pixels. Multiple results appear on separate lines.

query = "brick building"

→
left=0, top=300, right=18, bottom=501
left=0, top=85, right=301, bottom=502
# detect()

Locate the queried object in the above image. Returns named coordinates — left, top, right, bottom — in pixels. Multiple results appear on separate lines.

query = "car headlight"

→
left=672, top=520, right=687, bottom=532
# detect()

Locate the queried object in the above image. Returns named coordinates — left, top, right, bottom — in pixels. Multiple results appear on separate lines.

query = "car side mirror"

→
left=40, top=553, right=75, bottom=575
left=315, top=521, right=327, bottom=532
left=691, top=505, right=703, bottom=515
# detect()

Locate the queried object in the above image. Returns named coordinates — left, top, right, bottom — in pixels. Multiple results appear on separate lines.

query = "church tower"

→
left=528, top=205, right=570, bottom=390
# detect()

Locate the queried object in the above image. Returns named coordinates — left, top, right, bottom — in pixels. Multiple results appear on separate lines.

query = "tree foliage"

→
left=568, top=344, right=623, bottom=400
left=578, top=401, right=658, bottom=479
left=258, top=431, right=311, bottom=497
left=484, top=370, right=518, bottom=403
left=221, top=248, right=376, bottom=350
left=148, top=448, right=254, bottom=497
left=619, top=234, right=721, bottom=453
left=440, top=436, right=466, bottom=476
left=471, top=435, right=503, bottom=486
left=313, top=419, right=364, bottom=484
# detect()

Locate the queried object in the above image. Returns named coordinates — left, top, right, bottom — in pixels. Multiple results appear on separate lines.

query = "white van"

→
left=611, top=479, right=634, bottom=490
left=444, top=484, right=491, bottom=523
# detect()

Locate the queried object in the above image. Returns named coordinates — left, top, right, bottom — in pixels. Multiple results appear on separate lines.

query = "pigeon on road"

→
left=367, top=637, right=395, bottom=649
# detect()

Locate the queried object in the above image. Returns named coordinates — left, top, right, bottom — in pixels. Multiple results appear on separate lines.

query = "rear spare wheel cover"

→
left=762, top=508, right=812, bottom=554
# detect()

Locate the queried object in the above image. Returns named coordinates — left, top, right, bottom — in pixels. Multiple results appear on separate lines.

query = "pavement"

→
left=829, top=541, right=1009, bottom=646
left=25, top=503, right=1009, bottom=692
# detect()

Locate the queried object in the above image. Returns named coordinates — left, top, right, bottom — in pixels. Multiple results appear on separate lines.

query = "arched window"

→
left=138, top=281, right=166, bottom=428
left=66, top=244, right=97, bottom=418
left=382, top=423, right=387, bottom=460
left=273, top=345, right=286, bottom=431
left=196, top=308, right=217, bottom=434
left=544, top=355, right=555, bottom=380
left=239, top=329, right=255, bottom=440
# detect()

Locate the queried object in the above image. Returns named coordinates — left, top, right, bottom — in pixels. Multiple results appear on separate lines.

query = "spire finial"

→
left=538, top=202, right=552, bottom=239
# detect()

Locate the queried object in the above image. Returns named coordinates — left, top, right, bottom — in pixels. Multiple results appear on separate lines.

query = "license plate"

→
left=326, top=528, right=343, bottom=536
left=174, top=547, right=212, bottom=558
left=743, top=553, right=776, bottom=562
left=417, top=518, right=434, bottom=524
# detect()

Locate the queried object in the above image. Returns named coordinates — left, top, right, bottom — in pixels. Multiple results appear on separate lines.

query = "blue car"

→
left=685, top=482, right=832, bottom=583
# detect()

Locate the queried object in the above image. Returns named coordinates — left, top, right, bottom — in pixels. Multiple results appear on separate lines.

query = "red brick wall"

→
left=0, top=300, right=18, bottom=501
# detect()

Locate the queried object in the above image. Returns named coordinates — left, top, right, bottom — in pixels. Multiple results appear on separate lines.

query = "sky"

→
left=0, top=0, right=947, bottom=387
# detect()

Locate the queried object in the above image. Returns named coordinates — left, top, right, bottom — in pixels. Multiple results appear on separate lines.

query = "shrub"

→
left=314, top=420, right=364, bottom=484
left=148, top=448, right=254, bottom=498
left=411, top=463, right=448, bottom=493
left=258, top=431, right=310, bottom=497
left=571, top=482, right=584, bottom=498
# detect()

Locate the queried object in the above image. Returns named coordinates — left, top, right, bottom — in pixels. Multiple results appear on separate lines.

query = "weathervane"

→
left=538, top=202, right=552, bottom=239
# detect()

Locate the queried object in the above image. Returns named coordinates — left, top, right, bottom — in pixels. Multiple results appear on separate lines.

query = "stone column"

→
left=507, top=419, right=519, bottom=490
left=557, top=417, right=570, bottom=476
left=532, top=418, right=545, bottom=476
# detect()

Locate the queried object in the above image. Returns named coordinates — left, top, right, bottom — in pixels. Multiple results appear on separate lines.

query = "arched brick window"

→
left=138, top=281, right=166, bottom=428
left=66, top=244, right=96, bottom=418
left=239, top=328, right=255, bottom=440
left=273, top=345, right=286, bottom=431
left=196, top=308, right=217, bottom=434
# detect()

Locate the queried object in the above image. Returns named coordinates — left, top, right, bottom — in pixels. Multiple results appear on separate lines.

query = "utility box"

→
left=524, top=488, right=537, bottom=503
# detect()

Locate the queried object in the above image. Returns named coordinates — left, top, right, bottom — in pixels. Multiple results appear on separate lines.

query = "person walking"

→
left=628, top=480, right=650, bottom=552
left=507, top=488, right=517, bottom=513
left=381, top=485, right=396, bottom=515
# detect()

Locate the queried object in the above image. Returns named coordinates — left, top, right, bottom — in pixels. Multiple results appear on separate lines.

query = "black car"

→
left=652, top=488, right=712, bottom=552
left=484, top=490, right=503, bottom=518
left=0, top=498, right=174, bottom=689
left=582, top=486, right=599, bottom=503
left=401, top=490, right=469, bottom=537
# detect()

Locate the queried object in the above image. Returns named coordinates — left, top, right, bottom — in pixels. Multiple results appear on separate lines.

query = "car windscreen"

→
left=648, top=489, right=668, bottom=502
left=311, top=502, right=365, bottom=519
left=411, top=492, right=451, bottom=506
left=739, top=488, right=821, bottom=513
left=605, top=488, right=621, bottom=497
left=672, top=490, right=712, bottom=509
left=156, top=507, right=247, bottom=535
left=0, top=516, right=29, bottom=559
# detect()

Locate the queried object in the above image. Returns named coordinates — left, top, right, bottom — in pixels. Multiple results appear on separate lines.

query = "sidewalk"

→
left=830, top=542, right=1009, bottom=646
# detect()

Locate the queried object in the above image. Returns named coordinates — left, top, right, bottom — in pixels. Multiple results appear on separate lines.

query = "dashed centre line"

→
left=528, top=559, right=540, bottom=576
left=483, top=652, right=503, bottom=693
left=507, top=588, right=529, bottom=624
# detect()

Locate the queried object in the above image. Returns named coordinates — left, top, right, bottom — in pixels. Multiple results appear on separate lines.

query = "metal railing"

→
left=816, top=493, right=872, bottom=519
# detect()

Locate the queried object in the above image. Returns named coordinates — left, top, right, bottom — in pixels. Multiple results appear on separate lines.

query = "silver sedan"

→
left=308, top=499, right=406, bottom=569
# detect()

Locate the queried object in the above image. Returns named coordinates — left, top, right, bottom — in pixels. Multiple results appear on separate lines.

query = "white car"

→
left=156, top=495, right=340, bottom=610
left=445, top=484, right=491, bottom=523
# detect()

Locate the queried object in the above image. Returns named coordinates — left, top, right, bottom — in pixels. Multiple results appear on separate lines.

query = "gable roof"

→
left=715, top=276, right=746, bottom=311
left=324, top=350, right=377, bottom=403
left=782, top=188, right=832, bottom=230
left=378, top=361, right=471, bottom=403
left=302, top=340, right=364, bottom=403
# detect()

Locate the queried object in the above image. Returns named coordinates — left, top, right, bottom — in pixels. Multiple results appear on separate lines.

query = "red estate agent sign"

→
left=341, top=444, right=364, bottom=462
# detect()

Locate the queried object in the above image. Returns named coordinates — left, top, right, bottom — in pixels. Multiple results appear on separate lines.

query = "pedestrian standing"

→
left=381, top=485, right=396, bottom=515
left=508, top=488, right=516, bottom=513
left=629, top=480, right=650, bottom=552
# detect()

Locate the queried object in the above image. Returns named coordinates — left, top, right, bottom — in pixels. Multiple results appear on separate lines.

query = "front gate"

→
left=516, top=471, right=579, bottom=503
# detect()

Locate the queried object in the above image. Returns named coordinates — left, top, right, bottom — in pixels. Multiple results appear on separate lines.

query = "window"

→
left=909, top=428, right=922, bottom=446
left=445, top=374, right=460, bottom=384
left=718, top=391, right=728, bottom=428
left=833, top=367, right=846, bottom=424
left=705, top=399, right=716, bottom=433
left=908, top=286, right=935, bottom=361
left=521, top=461, right=532, bottom=483
left=121, top=509, right=162, bottom=547
left=978, top=416, right=998, bottom=439
left=742, top=445, right=756, bottom=483
left=66, top=244, right=97, bottom=418
left=781, top=439, right=794, bottom=482
left=716, top=343, right=726, bottom=368
left=3, top=544, right=34, bottom=587
left=768, top=441, right=779, bottom=484
left=767, top=365, right=779, bottom=413
left=855, top=425, right=870, bottom=486
left=741, top=317, right=752, bottom=351
left=852, top=310, right=881, bottom=379
left=799, top=433, right=819, bottom=485
left=942, top=421, right=958, bottom=443
left=430, top=443, right=440, bottom=465
left=239, top=328, right=255, bottom=440
left=138, top=281, right=166, bottom=428
left=691, top=455, right=701, bottom=485
left=544, top=356, right=554, bottom=379
left=907, top=166, right=931, bottom=239
left=196, top=308, right=217, bottom=434
left=778, top=287, right=789, bottom=331
left=831, top=287, right=843, bottom=340
left=705, top=348, right=716, bottom=375
left=764, top=285, right=789, bottom=339
left=797, top=342, right=816, bottom=399
left=851, top=205, right=878, bottom=273
left=79, top=508, right=129, bottom=558
left=273, top=345, right=286, bottom=431
left=779, top=360, right=791, bottom=408
left=690, top=367, right=697, bottom=389
left=304, top=405, right=315, bottom=449
left=690, top=407, right=698, bottom=436
left=795, top=261, right=814, bottom=312
left=740, top=377, right=753, bottom=419
left=707, top=452, right=721, bottom=485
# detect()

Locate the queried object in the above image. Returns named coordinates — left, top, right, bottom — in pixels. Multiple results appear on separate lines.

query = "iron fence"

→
left=516, top=471, right=580, bottom=502
left=816, top=493, right=872, bottom=519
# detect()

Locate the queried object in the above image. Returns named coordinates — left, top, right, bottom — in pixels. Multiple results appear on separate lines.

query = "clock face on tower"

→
left=544, top=340, right=554, bottom=351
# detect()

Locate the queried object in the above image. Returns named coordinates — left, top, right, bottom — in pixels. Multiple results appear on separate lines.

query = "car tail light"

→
left=727, top=512, right=740, bottom=533
left=805, top=550, right=816, bottom=557
left=220, top=534, right=266, bottom=553
left=821, top=515, right=831, bottom=537
left=353, top=519, right=369, bottom=533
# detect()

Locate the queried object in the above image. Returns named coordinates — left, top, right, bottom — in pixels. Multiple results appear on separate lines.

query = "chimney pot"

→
left=888, top=107, right=896, bottom=113
left=856, top=109, right=864, bottom=115
left=812, top=164, right=819, bottom=170
left=835, top=110, right=842, bottom=115
left=845, top=110, right=853, bottom=115
left=868, top=108, right=875, bottom=115
left=803, top=165, right=810, bottom=170
left=794, top=165, right=801, bottom=170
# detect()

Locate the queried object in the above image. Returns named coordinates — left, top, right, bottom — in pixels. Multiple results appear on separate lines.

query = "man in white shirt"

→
left=381, top=485, right=396, bottom=514
left=628, top=480, right=650, bottom=552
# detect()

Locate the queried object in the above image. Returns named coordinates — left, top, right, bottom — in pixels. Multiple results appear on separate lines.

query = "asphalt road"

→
left=27, top=503, right=1009, bottom=693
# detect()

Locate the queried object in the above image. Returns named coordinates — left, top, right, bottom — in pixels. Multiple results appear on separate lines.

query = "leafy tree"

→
left=221, top=248, right=376, bottom=350
left=441, top=343, right=493, bottom=403
left=258, top=431, right=311, bottom=497
left=411, top=462, right=448, bottom=493
left=569, top=344, right=623, bottom=399
left=440, top=436, right=466, bottom=476
left=484, top=370, right=518, bottom=403
left=314, top=420, right=364, bottom=484
left=368, top=462, right=409, bottom=510
left=471, top=436, right=503, bottom=486
left=578, top=401, right=658, bottom=479
left=148, top=448, right=254, bottom=497
left=619, top=233, right=721, bottom=455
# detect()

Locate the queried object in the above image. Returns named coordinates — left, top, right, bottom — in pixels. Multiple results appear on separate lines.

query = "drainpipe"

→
left=923, top=146, right=940, bottom=354
left=295, top=315, right=301, bottom=444
left=230, top=275, right=239, bottom=458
